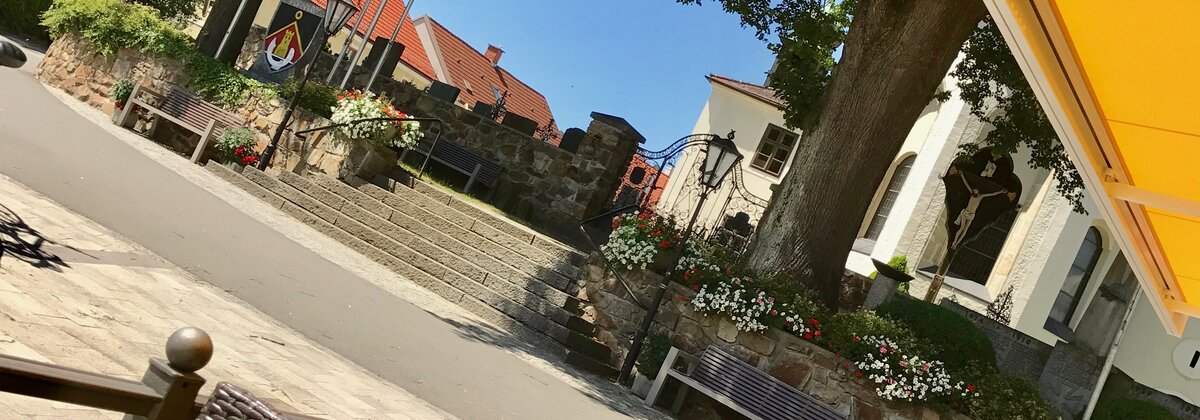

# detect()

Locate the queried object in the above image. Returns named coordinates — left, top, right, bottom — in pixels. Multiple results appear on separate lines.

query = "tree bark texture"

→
left=195, top=0, right=264, bottom=64
left=745, top=0, right=987, bottom=308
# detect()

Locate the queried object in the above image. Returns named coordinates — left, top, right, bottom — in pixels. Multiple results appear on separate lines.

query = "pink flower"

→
left=770, top=310, right=778, bottom=316
left=898, top=361, right=907, bottom=367
left=921, top=363, right=930, bottom=370
left=879, top=346, right=888, bottom=354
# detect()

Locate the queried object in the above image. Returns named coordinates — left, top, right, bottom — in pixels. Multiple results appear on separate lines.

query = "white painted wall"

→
left=1115, top=295, right=1200, bottom=405
left=656, top=81, right=798, bottom=231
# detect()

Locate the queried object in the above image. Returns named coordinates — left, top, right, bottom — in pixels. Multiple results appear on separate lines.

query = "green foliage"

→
left=1093, top=398, right=1177, bottom=420
left=42, top=0, right=272, bottom=108
left=214, top=127, right=256, bottom=164
left=278, top=78, right=341, bottom=119
left=129, top=0, right=203, bottom=21
left=869, top=255, right=910, bottom=295
left=678, top=0, right=851, bottom=130
left=110, top=78, right=134, bottom=104
left=874, top=298, right=996, bottom=375
left=953, top=18, right=1085, bottom=213
left=824, top=310, right=922, bottom=362
left=636, top=335, right=672, bottom=378
left=0, top=0, right=55, bottom=39
left=965, top=374, right=1058, bottom=420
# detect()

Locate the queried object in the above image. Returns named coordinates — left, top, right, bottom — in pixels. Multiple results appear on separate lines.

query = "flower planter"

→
left=632, top=373, right=653, bottom=399
left=338, top=138, right=399, bottom=185
left=649, top=248, right=682, bottom=275
left=222, top=161, right=244, bottom=173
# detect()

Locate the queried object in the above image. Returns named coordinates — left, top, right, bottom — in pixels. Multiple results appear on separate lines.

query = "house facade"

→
left=663, top=67, right=1200, bottom=416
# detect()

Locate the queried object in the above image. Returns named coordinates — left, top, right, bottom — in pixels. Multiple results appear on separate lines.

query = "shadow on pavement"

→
left=425, top=310, right=672, bottom=419
left=0, top=202, right=79, bottom=271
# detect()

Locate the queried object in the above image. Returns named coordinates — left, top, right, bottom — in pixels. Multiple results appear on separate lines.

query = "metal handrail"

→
left=578, top=204, right=652, bottom=310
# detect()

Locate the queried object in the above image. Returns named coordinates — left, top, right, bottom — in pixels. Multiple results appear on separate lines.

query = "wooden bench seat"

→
left=646, top=346, right=846, bottom=420
left=115, top=82, right=245, bottom=163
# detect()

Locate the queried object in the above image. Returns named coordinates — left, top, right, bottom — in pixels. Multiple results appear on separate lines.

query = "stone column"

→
left=863, top=259, right=914, bottom=309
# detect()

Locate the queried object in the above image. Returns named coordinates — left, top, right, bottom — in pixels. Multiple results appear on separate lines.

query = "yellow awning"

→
left=985, top=0, right=1200, bottom=335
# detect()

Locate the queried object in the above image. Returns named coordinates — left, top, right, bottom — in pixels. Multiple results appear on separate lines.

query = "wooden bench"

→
left=646, top=346, right=846, bottom=420
left=115, top=82, right=246, bottom=163
left=400, top=136, right=501, bottom=199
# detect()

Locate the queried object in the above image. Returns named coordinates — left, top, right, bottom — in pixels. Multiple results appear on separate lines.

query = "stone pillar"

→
left=863, top=259, right=914, bottom=309
left=577, top=112, right=644, bottom=220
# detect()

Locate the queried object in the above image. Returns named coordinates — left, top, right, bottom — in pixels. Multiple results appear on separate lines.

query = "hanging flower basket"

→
left=602, top=211, right=685, bottom=272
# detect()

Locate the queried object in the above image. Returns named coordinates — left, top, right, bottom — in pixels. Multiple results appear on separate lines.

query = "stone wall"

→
left=308, top=55, right=641, bottom=232
left=579, top=254, right=968, bottom=420
left=36, top=34, right=640, bottom=234
left=941, top=300, right=1052, bottom=383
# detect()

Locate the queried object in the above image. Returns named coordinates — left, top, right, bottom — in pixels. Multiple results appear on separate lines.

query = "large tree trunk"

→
left=746, top=0, right=987, bottom=308
left=195, top=0, right=264, bottom=64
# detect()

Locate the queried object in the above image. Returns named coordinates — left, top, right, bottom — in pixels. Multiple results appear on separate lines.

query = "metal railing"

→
left=0, top=327, right=322, bottom=419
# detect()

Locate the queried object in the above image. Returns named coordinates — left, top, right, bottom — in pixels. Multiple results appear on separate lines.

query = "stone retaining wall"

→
left=36, top=33, right=640, bottom=234
left=579, top=254, right=968, bottom=420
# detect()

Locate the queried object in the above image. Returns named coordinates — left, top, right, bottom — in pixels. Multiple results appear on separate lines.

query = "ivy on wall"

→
left=41, top=0, right=275, bottom=108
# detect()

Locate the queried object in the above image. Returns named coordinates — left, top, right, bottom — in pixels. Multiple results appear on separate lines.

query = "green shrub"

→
left=635, top=335, right=671, bottom=378
left=0, top=0, right=55, bottom=39
left=1093, top=398, right=1177, bottom=420
left=214, top=127, right=257, bottom=164
left=110, top=78, right=134, bottom=105
left=875, top=298, right=996, bottom=375
left=42, top=0, right=272, bottom=108
left=278, top=78, right=341, bottom=119
left=824, top=310, right=923, bottom=362
left=130, top=0, right=203, bottom=21
left=965, top=374, right=1058, bottom=420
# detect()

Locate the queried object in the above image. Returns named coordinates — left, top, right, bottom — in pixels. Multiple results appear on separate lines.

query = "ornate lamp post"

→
left=616, top=134, right=743, bottom=384
left=257, top=0, right=359, bottom=170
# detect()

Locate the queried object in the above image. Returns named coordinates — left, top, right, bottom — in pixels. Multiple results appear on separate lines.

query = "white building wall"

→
left=1115, top=295, right=1200, bottom=405
left=656, top=82, right=799, bottom=231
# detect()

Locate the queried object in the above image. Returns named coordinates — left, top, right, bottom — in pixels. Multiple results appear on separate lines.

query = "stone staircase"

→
left=206, top=163, right=617, bottom=378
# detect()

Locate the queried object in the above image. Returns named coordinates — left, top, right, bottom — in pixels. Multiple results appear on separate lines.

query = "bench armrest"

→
left=673, top=350, right=699, bottom=376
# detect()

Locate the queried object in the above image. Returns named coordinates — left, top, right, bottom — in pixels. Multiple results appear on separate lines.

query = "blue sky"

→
left=414, top=0, right=776, bottom=150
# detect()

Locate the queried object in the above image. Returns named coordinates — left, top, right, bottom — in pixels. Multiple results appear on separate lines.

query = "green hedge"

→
left=875, top=298, right=996, bottom=375
left=824, top=310, right=924, bottom=361
left=278, top=78, right=340, bottom=119
left=965, top=374, right=1058, bottom=419
left=42, top=0, right=272, bottom=108
left=1093, top=398, right=1178, bottom=420
left=0, top=0, right=55, bottom=39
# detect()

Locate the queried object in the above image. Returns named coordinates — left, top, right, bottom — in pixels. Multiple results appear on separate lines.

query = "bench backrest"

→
left=414, top=137, right=502, bottom=186
left=693, top=347, right=845, bottom=420
left=159, top=86, right=245, bottom=133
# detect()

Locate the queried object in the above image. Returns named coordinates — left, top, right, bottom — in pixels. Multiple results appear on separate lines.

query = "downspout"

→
left=1082, top=287, right=1142, bottom=419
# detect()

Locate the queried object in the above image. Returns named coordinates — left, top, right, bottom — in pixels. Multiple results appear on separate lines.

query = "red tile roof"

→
left=707, top=74, right=784, bottom=109
left=311, top=0, right=436, bottom=79
left=416, top=16, right=558, bottom=140
left=623, top=155, right=670, bottom=207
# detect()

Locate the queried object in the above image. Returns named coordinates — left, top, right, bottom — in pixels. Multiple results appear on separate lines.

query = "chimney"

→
left=484, top=44, right=503, bottom=66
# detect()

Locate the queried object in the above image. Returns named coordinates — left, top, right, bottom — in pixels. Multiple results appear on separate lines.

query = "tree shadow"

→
left=0, top=203, right=74, bottom=271
left=422, top=307, right=672, bottom=420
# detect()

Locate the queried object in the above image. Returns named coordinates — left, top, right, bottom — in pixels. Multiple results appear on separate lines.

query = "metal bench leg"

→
left=463, top=163, right=482, bottom=194
left=670, top=384, right=690, bottom=414
left=192, top=120, right=217, bottom=164
left=645, top=347, right=681, bottom=406
left=116, top=83, right=141, bottom=128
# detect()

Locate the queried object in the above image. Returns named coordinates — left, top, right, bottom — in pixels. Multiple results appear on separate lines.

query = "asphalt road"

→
left=0, top=41, right=640, bottom=420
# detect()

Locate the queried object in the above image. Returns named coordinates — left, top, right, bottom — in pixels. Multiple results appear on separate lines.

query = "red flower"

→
left=855, top=371, right=862, bottom=378
left=967, top=384, right=976, bottom=392
left=115, top=101, right=124, bottom=109
left=651, top=231, right=661, bottom=237
left=235, top=145, right=246, bottom=156
left=814, top=331, right=822, bottom=337
left=660, top=240, right=670, bottom=248
left=691, top=284, right=699, bottom=291
left=852, top=336, right=860, bottom=342
left=241, top=155, right=259, bottom=165
left=679, top=296, right=688, bottom=302
left=808, top=318, right=821, bottom=327
left=770, top=310, right=778, bottom=316
left=803, top=332, right=814, bottom=340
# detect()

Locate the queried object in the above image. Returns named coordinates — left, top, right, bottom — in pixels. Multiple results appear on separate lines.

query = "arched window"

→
left=864, top=155, right=916, bottom=240
left=1045, top=227, right=1103, bottom=339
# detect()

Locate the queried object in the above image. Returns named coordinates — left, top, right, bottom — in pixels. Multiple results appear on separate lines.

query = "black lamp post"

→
left=257, top=0, right=359, bottom=170
left=616, top=134, right=743, bottom=385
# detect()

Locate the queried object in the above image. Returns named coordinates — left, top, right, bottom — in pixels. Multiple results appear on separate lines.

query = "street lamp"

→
left=257, top=0, right=359, bottom=170
left=616, top=132, right=742, bottom=384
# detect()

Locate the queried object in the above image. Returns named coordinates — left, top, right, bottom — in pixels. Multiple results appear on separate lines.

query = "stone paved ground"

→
left=0, top=173, right=453, bottom=419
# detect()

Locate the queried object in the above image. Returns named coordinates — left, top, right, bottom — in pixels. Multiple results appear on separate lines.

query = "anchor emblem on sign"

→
left=262, top=10, right=306, bottom=73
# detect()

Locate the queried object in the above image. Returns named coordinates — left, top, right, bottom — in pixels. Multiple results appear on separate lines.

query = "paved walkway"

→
left=0, top=173, right=452, bottom=419
left=0, top=38, right=664, bottom=419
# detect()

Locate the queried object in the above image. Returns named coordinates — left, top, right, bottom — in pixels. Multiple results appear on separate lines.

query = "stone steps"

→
left=206, top=162, right=614, bottom=375
left=372, top=175, right=588, bottom=275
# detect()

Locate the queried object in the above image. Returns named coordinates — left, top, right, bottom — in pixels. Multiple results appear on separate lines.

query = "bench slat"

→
left=694, top=351, right=834, bottom=418
left=684, top=347, right=844, bottom=420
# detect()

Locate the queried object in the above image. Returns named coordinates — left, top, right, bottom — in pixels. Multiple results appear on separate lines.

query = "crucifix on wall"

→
left=924, top=148, right=1021, bottom=302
